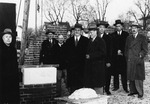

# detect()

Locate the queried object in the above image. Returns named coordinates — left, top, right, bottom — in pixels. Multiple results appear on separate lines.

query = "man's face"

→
left=47, top=33, right=54, bottom=39
left=116, top=24, right=123, bottom=31
left=74, top=28, right=82, bottom=37
left=90, top=30, right=97, bottom=39
left=58, top=35, right=64, bottom=44
left=2, top=34, right=12, bottom=45
left=98, top=25, right=106, bottom=34
left=131, top=26, right=138, bottom=34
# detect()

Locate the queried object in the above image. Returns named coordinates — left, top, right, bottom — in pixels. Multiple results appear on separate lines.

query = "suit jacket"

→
left=84, top=36, right=106, bottom=88
left=65, top=35, right=89, bottom=87
left=111, top=30, right=129, bottom=73
left=125, top=33, right=148, bottom=80
left=39, top=38, right=58, bottom=64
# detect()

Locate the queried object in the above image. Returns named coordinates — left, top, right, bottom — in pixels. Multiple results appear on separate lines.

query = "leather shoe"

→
left=128, top=92, right=138, bottom=96
left=112, top=88, right=119, bottom=91
left=138, top=94, right=143, bottom=99
left=124, top=90, right=129, bottom=93
left=106, top=91, right=111, bottom=95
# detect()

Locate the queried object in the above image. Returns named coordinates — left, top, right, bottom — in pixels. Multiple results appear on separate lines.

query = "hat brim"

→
left=97, top=24, right=109, bottom=28
left=114, top=23, right=124, bottom=26
left=74, top=27, right=83, bottom=30
left=2, top=32, right=13, bottom=37
left=46, top=30, right=55, bottom=35
left=88, top=28, right=98, bottom=31
left=74, top=24, right=83, bottom=30
left=130, top=25, right=141, bottom=28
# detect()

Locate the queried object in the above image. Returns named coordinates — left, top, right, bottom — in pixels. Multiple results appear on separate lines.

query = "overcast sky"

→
left=0, top=0, right=137, bottom=27
left=106, top=0, right=136, bottom=24
left=0, top=0, right=138, bottom=39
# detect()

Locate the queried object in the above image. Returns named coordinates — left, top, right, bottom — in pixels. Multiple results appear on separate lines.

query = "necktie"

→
left=75, top=37, right=78, bottom=46
left=50, top=39, right=53, bottom=47
left=133, top=34, right=136, bottom=39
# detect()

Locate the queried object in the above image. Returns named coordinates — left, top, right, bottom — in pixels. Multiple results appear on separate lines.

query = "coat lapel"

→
left=87, top=36, right=98, bottom=52
left=74, top=35, right=82, bottom=47
left=129, top=34, right=141, bottom=48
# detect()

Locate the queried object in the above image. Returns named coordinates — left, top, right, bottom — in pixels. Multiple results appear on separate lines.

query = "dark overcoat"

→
left=111, top=31, right=129, bottom=74
left=39, top=38, right=58, bottom=64
left=54, top=42, right=66, bottom=70
left=0, top=39, right=20, bottom=103
left=65, top=35, right=89, bottom=88
left=84, top=36, right=106, bottom=88
left=101, top=33, right=113, bottom=65
left=125, top=34, right=148, bottom=80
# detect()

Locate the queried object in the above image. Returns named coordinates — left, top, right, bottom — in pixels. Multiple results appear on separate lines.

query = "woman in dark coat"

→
left=0, top=29, right=20, bottom=104
left=84, top=26, right=106, bottom=94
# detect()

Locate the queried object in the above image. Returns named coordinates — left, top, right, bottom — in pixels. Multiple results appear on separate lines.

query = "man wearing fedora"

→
left=39, top=29, right=58, bottom=64
left=125, top=22, right=148, bottom=99
left=65, top=23, right=89, bottom=93
left=84, top=24, right=106, bottom=95
left=111, top=20, right=129, bottom=93
left=97, top=21, right=113, bottom=95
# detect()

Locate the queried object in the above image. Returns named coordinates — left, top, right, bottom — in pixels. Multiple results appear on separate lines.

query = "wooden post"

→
left=35, top=0, right=37, bottom=35
left=19, top=0, right=31, bottom=65
left=41, top=0, right=43, bottom=26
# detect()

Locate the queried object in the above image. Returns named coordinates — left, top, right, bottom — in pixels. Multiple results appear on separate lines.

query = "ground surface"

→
left=60, top=62, right=150, bottom=104
left=107, top=62, right=150, bottom=104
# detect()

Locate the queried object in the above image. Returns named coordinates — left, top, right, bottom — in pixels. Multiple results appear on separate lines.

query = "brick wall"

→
left=20, top=84, right=57, bottom=104
left=24, top=24, right=68, bottom=65
left=20, top=24, right=68, bottom=104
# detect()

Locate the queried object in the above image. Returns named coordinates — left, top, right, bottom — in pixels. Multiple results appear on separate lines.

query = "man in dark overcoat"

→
left=125, top=22, right=148, bottom=99
left=65, top=23, right=89, bottom=93
left=111, top=20, right=129, bottom=92
left=39, top=29, right=58, bottom=64
left=97, top=21, right=113, bottom=95
left=84, top=24, right=106, bottom=94
left=54, top=34, right=67, bottom=96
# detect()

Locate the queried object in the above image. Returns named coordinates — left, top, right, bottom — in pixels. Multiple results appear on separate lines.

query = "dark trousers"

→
left=113, top=71, right=128, bottom=91
left=129, top=80, right=143, bottom=96
left=56, top=70, right=62, bottom=97
left=105, top=67, right=112, bottom=92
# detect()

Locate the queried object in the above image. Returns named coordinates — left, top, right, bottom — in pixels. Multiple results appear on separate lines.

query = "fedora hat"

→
left=45, top=29, right=55, bottom=35
left=88, top=23, right=98, bottom=31
left=130, top=22, right=141, bottom=28
left=74, top=23, right=83, bottom=30
left=97, top=21, right=109, bottom=28
left=2, top=28, right=13, bottom=36
left=114, top=19, right=124, bottom=26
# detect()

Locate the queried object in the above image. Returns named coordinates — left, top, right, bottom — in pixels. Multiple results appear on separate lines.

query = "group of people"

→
left=0, top=19, right=147, bottom=104
left=39, top=19, right=148, bottom=99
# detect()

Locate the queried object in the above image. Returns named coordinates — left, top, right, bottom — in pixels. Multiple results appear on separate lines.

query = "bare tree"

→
left=80, top=5, right=97, bottom=24
left=95, top=0, right=111, bottom=21
left=134, top=0, right=150, bottom=29
left=127, top=10, right=139, bottom=24
left=69, top=0, right=89, bottom=23
left=118, top=13, right=134, bottom=30
left=44, top=0, right=69, bottom=23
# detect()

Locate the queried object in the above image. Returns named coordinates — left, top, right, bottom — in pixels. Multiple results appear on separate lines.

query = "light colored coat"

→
left=125, top=33, right=148, bottom=80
